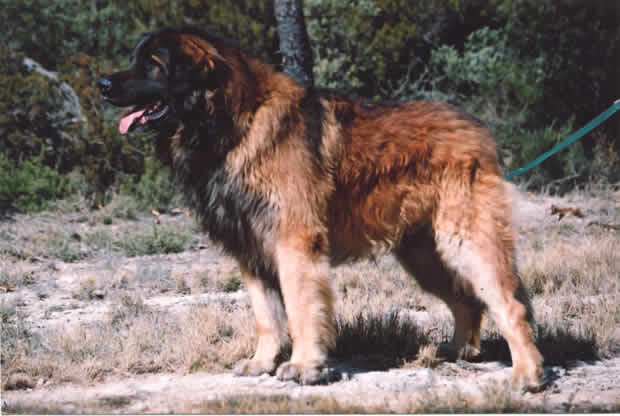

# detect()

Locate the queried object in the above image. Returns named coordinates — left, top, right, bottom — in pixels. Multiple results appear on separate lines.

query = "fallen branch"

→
left=586, top=221, right=620, bottom=231
left=550, top=205, right=585, bottom=220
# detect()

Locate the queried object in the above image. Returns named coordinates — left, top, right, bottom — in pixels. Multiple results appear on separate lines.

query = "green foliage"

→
left=222, top=276, right=242, bottom=293
left=0, top=45, right=86, bottom=175
left=85, top=231, right=114, bottom=252
left=0, top=0, right=277, bottom=70
left=47, top=232, right=85, bottom=263
left=0, top=152, right=73, bottom=213
left=0, top=41, right=147, bottom=211
left=426, top=28, right=544, bottom=106
left=307, top=0, right=461, bottom=98
left=507, top=121, right=586, bottom=190
left=407, top=26, right=569, bottom=184
left=118, top=224, right=191, bottom=257
left=119, top=156, right=182, bottom=213
left=1, top=0, right=276, bottom=210
left=492, top=0, right=620, bottom=128
left=1, top=0, right=618, bottom=200
left=58, top=54, right=147, bottom=206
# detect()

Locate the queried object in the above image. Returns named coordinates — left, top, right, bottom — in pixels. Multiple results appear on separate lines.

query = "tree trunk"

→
left=274, top=0, right=314, bottom=88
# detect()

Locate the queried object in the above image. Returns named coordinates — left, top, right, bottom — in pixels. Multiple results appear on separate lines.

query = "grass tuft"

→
left=117, top=224, right=192, bottom=257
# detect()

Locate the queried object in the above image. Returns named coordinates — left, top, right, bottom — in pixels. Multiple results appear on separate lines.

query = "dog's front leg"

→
left=233, top=265, right=288, bottom=377
left=274, top=233, right=336, bottom=384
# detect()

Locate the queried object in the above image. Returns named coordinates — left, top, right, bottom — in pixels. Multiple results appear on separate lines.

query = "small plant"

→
left=85, top=231, right=113, bottom=252
left=222, top=276, right=242, bottom=293
left=109, top=293, right=147, bottom=327
left=0, top=268, right=14, bottom=288
left=48, top=233, right=85, bottom=262
left=0, top=299, right=38, bottom=363
left=117, top=223, right=191, bottom=257
left=0, top=299, right=17, bottom=325
left=119, top=157, right=182, bottom=213
left=105, top=194, right=139, bottom=220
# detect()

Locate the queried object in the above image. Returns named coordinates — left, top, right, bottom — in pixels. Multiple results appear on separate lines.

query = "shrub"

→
left=119, top=156, right=183, bottom=213
left=0, top=152, right=74, bottom=213
left=505, top=121, right=586, bottom=191
left=0, top=41, right=148, bottom=210
left=118, top=223, right=192, bottom=257
left=306, top=0, right=462, bottom=98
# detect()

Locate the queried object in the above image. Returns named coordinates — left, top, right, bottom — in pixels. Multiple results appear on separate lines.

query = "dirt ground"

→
left=1, top=185, right=619, bottom=413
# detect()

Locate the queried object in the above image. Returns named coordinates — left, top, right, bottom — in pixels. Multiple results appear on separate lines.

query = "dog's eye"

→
left=142, top=55, right=167, bottom=80
left=149, top=55, right=168, bottom=76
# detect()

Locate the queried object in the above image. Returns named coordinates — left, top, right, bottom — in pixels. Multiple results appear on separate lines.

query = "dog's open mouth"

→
left=119, top=101, right=169, bottom=134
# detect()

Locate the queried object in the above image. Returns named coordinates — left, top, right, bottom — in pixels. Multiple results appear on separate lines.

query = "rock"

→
left=5, top=373, right=35, bottom=391
left=91, top=289, right=106, bottom=300
left=22, top=57, right=87, bottom=129
left=0, top=50, right=89, bottom=178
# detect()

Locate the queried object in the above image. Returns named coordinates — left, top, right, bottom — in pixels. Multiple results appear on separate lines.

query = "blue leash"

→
left=505, top=100, right=620, bottom=180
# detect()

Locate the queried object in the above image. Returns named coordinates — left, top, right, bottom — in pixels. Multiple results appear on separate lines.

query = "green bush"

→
left=1, top=0, right=278, bottom=71
left=1, top=0, right=277, bottom=209
left=2, top=0, right=618, bottom=200
left=118, top=224, right=191, bottom=257
left=506, top=121, right=585, bottom=190
left=0, top=45, right=86, bottom=175
left=119, top=156, right=182, bottom=213
left=0, top=152, right=74, bottom=213
left=307, top=0, right=462, bottom=98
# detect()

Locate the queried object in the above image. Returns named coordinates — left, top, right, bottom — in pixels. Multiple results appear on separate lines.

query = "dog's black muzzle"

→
left=97, top=75, right=167, bottom=108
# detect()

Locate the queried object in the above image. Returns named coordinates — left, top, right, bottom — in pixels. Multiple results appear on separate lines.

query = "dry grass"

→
left=1, top=187, right=619, bottom=412
left=0, top=198, right=200, bottom=265
left=154, top=384, right=620, bottom=413
left=2, top=296, right=255, bottom=387
left=8, top=390, right=618, bottom=414
left=520, top=234, right=619, bottom=359
left=189, top=395, right=378, bottom=414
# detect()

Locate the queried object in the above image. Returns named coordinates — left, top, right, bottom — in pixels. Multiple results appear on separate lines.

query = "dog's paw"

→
left=233, top=358, right=276, bottom=377
left=275, top=361, right=327, bottom=385
left=437, top=342, right=480, bottom=361
left=510, top=368, right=547, bottom=393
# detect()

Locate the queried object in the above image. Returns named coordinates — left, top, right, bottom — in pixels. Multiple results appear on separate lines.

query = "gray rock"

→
left=22, top=57, right=87, bottom=129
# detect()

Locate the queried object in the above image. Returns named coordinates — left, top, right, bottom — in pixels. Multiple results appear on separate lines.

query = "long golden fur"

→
left=99, top=27, right=543, bottom=390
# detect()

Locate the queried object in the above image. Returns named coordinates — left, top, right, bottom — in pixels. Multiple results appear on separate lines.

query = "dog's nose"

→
left=97, top=77, right=112, bottom=94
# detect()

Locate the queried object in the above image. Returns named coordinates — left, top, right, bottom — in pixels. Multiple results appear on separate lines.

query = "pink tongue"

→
left=119, top=109, right=146, bottom=134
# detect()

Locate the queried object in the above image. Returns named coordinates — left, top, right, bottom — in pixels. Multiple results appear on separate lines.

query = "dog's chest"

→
left=187, top=167, right=278, bottom=276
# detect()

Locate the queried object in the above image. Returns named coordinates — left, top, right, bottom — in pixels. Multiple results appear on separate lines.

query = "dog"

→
left=98, top=27, right=543, bottom=390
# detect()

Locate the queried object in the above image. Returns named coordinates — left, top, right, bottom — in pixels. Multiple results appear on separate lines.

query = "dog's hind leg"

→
left=273, top=231, right=336, bottom=385
left=396, top=230, right=484, bottom=360
left=233, top=265, right=288, bottom=377
left=433, top=173, right=543, bottom=391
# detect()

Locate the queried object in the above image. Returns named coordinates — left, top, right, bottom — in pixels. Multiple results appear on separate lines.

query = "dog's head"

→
left=98, top=28, right=230, bottom=135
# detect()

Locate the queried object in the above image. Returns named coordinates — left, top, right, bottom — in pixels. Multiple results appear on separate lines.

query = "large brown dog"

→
left=98, top=27, right=543, bottom=389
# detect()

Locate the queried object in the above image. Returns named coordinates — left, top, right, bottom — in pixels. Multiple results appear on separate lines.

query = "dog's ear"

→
left=201, top=44, right=225, bottom=72
left=177, top=34, right=228, bottom=73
